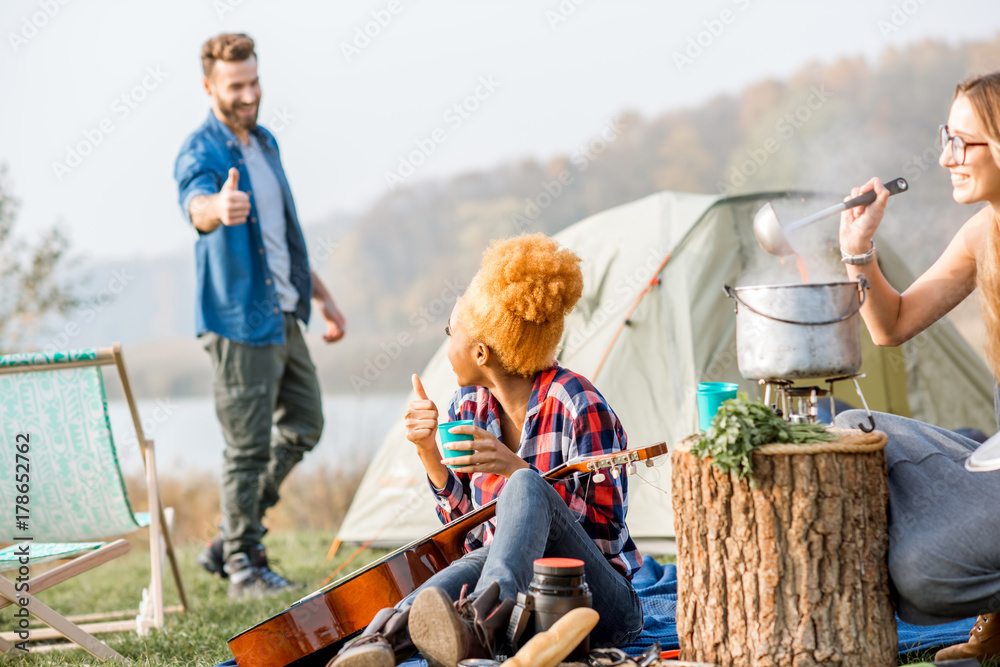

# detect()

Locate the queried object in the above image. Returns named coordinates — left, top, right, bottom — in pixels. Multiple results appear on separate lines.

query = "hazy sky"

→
left=2, top=0, right=999, bottom=260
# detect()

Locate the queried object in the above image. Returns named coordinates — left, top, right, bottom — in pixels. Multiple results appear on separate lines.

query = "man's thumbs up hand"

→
left=217, top=167, right=250, bottom=226
left=222, top=167, right=240, bottom=191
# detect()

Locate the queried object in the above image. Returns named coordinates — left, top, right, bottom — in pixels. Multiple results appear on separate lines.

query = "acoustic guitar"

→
left=228, top=441, right=669, bottom=667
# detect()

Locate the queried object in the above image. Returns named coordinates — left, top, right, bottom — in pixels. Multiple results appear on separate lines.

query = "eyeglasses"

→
left=940, top=125, right=990, bottom=165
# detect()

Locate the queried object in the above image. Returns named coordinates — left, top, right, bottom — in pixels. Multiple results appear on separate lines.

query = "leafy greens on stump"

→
left=691, top=393, right=836, bottom=486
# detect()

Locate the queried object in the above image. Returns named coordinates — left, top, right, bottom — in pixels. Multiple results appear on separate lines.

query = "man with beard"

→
left=174, top=33, right=346, bottom=597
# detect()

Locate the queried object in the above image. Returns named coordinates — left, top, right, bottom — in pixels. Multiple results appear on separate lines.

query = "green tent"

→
left=337, top=190, right=994, bottom=553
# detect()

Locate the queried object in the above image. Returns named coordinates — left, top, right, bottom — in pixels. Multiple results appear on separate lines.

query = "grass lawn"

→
left=0, top=531, right=390, bottom=666
left=0, top=532, right=993, bottom=666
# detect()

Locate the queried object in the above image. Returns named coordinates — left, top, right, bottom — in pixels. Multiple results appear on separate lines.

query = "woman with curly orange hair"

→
left=329, top=234, right=643, bottom=667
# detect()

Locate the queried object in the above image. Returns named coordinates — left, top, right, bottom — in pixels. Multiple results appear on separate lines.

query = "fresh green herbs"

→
left=691, top=393, right=836, bottom=485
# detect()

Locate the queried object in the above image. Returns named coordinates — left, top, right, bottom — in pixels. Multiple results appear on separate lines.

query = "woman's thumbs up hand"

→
left=406, top=374, right=439, bottom=454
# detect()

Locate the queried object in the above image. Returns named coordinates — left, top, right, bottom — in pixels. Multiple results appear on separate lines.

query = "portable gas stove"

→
left=758, top=373, right=876, bottom=432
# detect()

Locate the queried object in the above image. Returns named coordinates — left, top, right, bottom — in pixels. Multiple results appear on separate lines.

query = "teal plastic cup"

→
left=438, top=419, right=474, bottom=468
left=697, top=382, right=739, bottom=431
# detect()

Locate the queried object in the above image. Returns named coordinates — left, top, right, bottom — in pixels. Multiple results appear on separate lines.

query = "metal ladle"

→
left=754, top=178, right=909, bottom=257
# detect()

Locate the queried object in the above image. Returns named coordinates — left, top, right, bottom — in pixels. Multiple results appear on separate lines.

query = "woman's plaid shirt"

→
left=430, top=365, right=643, bottom=579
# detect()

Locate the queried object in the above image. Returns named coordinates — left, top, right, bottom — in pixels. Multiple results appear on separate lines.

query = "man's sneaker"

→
left=223, top=545, right=299, bottom=598
left=197, top=533, right=226, bottom=579
left=197, top=524, right=269, bottom=580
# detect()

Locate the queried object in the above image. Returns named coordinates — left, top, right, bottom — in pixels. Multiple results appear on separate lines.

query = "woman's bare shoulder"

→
left=959, top=204, right=993, bottom=240
left=960, top=205, right=995, bottom=246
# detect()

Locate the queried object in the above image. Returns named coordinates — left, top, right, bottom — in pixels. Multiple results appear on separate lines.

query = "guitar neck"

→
left=431, top=443, right=669, bottom=553
left=302, top=442, right=668, bottom=600
left=429, top=457, right=584, bottom=557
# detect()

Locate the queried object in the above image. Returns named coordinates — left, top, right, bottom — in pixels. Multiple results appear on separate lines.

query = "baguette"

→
left=500, top=607, right=599, bottom=667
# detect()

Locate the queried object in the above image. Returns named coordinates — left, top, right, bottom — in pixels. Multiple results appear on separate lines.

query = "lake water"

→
left=105, top=393, right=408, bottom=477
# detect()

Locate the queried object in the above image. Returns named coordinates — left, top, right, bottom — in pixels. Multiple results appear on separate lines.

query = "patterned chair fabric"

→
left=0, top=348, right=143, bottom=541
left=0, top=543, right=104, bottom=570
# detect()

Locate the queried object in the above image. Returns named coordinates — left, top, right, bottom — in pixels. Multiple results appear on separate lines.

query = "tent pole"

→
left=592, top=252, right=672, bottom=382
left=589, top=191, right=779, bottom=382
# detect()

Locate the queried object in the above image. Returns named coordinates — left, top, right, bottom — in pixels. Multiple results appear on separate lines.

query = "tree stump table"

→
left=671, top=429, right=896, bottom=667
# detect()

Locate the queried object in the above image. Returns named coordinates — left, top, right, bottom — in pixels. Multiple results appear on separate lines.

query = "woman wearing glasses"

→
left=837, top=71, right=1000, bottom=662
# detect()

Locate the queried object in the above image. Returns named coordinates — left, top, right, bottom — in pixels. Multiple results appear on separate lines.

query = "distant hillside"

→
left=307, top=33, right=999, bottom=393
left=36, top=33, right=1000, bottom=397
left=323, top=35, right=1000, bottom=319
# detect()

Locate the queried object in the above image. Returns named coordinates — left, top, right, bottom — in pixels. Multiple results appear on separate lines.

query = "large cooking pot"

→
left=724, top=278, right=868, bottom=380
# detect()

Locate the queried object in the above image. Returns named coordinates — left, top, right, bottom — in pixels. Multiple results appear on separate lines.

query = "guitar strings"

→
left=551, top=474, right=591, bottom=526
left=633, top=469, right=671, bottom=496
left=631, top=456, right=672, bottom=496
left=571, top=455, right=673, bottom=508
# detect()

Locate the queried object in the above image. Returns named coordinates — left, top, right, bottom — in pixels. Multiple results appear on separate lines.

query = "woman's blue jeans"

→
left=397, top=468, right=643, bottom=647
left=836, top=409, right=1000, bottom=624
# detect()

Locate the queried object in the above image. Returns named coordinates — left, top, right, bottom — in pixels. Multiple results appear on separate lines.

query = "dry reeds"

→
left=123, top=461, right=366, bottom=547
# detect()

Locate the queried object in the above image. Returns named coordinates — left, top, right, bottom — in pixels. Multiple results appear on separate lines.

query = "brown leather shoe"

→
left=408, top=581, right=515, bottom=667
left=327, top=607, right=415, bottom=667
left=935, top=613, right=1000, bottom=662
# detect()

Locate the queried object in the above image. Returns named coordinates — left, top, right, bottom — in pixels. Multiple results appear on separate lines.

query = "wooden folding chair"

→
left=0, top=343, right=188, bottom=660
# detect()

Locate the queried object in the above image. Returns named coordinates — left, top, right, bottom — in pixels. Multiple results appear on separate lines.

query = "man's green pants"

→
left=202, top=313, right=324, bottom=560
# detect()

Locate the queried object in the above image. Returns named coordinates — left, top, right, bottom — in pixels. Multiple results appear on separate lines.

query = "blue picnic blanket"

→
left=214, top=559, right=976, bottom=667
left=620, top=558, right=679, bottom=654
left=619, top=558, right=976, bottom=657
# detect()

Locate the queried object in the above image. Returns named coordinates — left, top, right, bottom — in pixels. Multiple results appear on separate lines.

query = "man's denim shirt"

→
left=174, top=111, right=311, bottom=346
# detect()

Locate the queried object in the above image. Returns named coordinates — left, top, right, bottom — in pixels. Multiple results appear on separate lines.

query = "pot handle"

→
left=723, top=278, right=868, bottom=326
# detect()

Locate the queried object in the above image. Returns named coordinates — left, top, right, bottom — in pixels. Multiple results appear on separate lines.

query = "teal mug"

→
left=697, top=382, right=739, bottom=431
left=438, top=419, right=475, bottom=468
